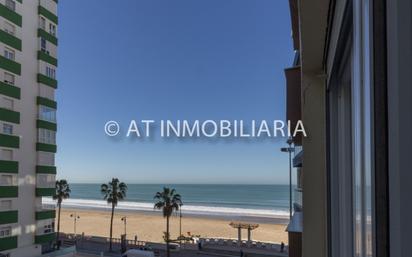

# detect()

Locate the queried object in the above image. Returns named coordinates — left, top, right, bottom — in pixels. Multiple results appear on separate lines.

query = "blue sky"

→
left=56, top=0, right=294, bottom=184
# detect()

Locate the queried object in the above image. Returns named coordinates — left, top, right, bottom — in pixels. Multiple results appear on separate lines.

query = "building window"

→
left=37, top=152, right=55, bottom=166
left=0, top=149, right=13, bottom=161
left=41, top=37, right=47, bottom=53
left=4, top=48, right=15, bottom=61
left=43, top=222, right=54, bottom=234
left=49, top=23, right=56, bottom=36
left=3, top=21, right=15, bottom=36
left=4, top=73, right=15, bottom=85
left=39, top=16, right=46, bottom=30
left=0, top=226, right=12, bottom=238
left=38, top=128, right=56, bottom=145
left=5, top=0, right=15, bottom=11
left=45, top=66, right=56, bottom=79
left=1, top=97, right=13, bottom=110
left=0, top=200, right=12, bottom=211
left=2, top=124, right=13, bottom=135
left=37, top=174, right=55, bottom=188
left=0, top=175, right=14, bottom=186
left=39, top=105, right=56, bottom=123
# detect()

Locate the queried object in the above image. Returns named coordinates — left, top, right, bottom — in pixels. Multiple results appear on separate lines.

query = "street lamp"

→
left=281, top=138, right=294, bottom=219
left=70, top=213, right=80, bottom=237
left=179, top=203, right=183, bottom=242
left=121, top=216, right=127, bottom=236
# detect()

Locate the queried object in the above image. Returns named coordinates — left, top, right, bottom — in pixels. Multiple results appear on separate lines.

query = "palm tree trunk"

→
left=57, top=202, right=61, bottom=249
left=109, top=203, right=114, bottom=251
left=166, top=215, right=170, bottom=257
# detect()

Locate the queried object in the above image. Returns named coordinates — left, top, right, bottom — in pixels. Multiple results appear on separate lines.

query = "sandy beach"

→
left=59, top=208, right=288, bottom=244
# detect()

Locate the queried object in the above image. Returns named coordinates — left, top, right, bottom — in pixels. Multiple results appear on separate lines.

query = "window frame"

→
left=3, top=47, right=15, bottom=61
left=2, top=123, right=13, bottom=135
left=0, top=226, right=12, bottom=238
left=3, top=72, right=15, bottom=86
left=1, top=97, right=14, bottom=110
left=4, top=0, right=15, bottom=12
left=0, top=149, right=13, bottom=161
left=39, top=105, right=57, bottom=123
left=3, top=21, right=15, bottom=36
left=38, top=128, right=56, bottom=145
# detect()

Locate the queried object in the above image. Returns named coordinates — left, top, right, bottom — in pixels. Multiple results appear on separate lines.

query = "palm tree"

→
left=101, top=178, right=127, bottom=251
left=154, top=187, right=182, bottom=257
left=53, top=179, right=71, bottom=249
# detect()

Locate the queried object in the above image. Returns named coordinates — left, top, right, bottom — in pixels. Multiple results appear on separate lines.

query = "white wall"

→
left=14, top=0, right=42, bottom=254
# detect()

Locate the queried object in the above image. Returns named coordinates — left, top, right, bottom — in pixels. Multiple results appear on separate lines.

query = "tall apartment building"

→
left=0, top=0, right=58, bottom=256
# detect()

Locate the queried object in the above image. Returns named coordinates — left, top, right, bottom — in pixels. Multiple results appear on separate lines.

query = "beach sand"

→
left=59, top=208, right=288, bottom=244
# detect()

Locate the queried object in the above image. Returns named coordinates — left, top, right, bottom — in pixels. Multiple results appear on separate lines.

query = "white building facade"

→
left=0, top=0, right=58, bottom=256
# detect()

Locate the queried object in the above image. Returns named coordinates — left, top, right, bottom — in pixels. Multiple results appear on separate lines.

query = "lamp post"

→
left=281, top=138, right=294, bottom=219
left=70, top=213, right=80, bottom=237
left=121, top=216, right=127, bottom=236
left=179, top=203, right=183, bottom=243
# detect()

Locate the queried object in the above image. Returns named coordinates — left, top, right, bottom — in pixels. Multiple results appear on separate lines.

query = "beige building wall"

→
left=297, top=0, right=329, bottom=257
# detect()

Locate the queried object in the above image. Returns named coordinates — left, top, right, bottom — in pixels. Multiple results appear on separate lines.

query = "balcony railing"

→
left=0, top=3, right=22, bottom=27
left=35, top=232, right=56, bottom=244
left=36, top=209, right=56, bottom=220
left=0, top=186, right=18, bottom=197
left=0, top=160, right=18, bottom=173
left=0, top=210, right=18, bottom=224
left=36, top=187, right=55, bottom=197
left=0, top=235, right=17, bottom=251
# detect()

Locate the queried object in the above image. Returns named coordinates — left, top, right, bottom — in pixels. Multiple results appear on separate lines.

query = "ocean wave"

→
left=42, top=198, right=289, bottom=219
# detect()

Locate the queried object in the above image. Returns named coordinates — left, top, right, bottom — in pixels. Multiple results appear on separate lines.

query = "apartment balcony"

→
left=40, top=0, right=58, bottom=16
left=37, top=96, right=57, bottom=109
left=37, top=119, right=57, bottom=131
left=294, top=191, right=303, bottom=209
left=0, top=2, right=22, bottom=27
left=0, top=81, right=21, bottom=99
left=38, top=28, right=58, bottom=45
left=0, top=107, right=20, bottom=124
left=36, top=187, right=55, bottom=197
left=36, top=143, right=57, bottom=153
left=36, top=165, right=57, bottom=175
left=37, top=73, right=58, bottom=89
left=35, top=232, right=56, bottom=244
left=0, top=160, right=18, bottom=173
left=0, top=29, right=22, bottom=51
left=286, top=211, right=302, bottom=257
left=0, top=235, right=17, bottom=251
left=38, top=5, right=58, bottom=25
left=0, top=186, right=18, bottom=198
left=36, top=209, right=56, bottom=220
left=0, top=210, right=18, bottom=225
left=0, top=133, right=20, bottom=148
left=0, top=55, right=21, bottom=75
left=293, top=148, right=303, bottom=168
left=38, top=50, right=58, bottom=67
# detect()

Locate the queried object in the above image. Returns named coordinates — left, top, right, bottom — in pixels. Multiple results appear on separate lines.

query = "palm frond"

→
left=54, top=179, right=71, bottom=203
left=153, top=187, right=183, bottom=218
left=101, top=178, right=127, bottom=206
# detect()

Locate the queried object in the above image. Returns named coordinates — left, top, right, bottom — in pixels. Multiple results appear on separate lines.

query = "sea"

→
left=43, top=184, right=292, bottom=222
